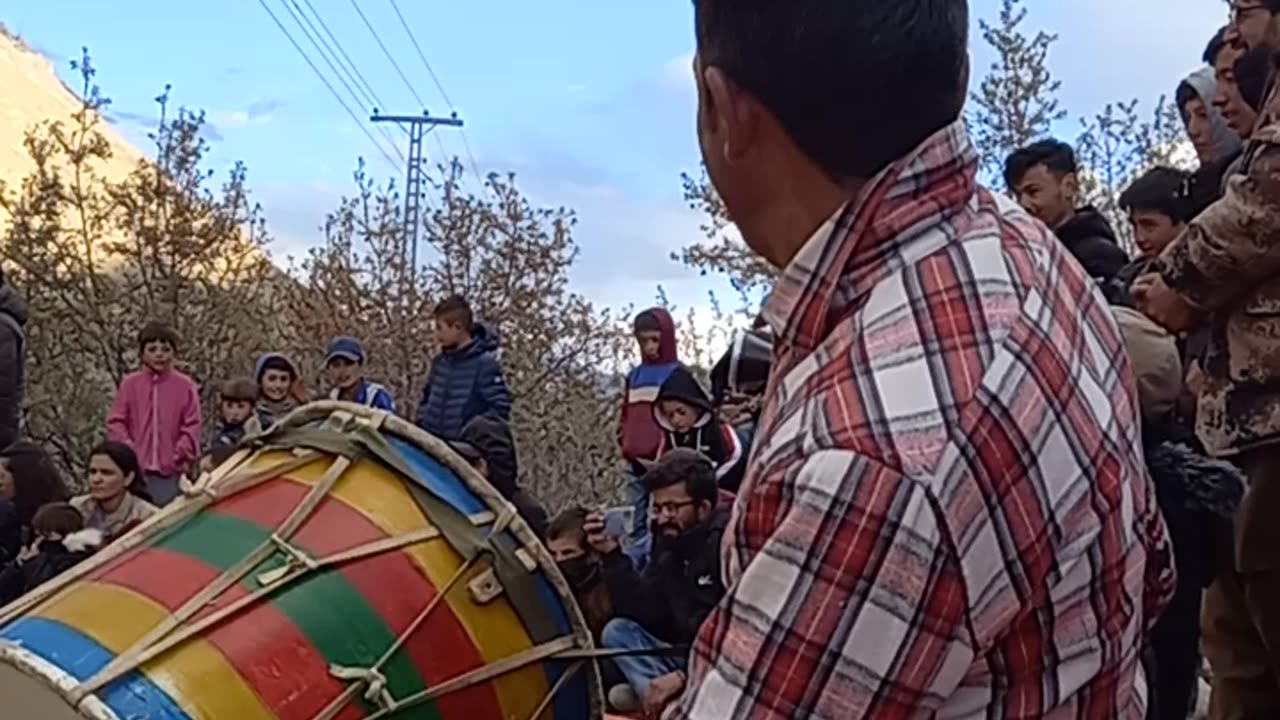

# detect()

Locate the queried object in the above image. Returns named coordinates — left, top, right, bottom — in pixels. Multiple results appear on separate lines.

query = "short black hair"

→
left=1203, top=26, right=1230, bottom=65
left=633, top=310, right=662, bottom=334
left=1119, top=167, right=1192, bottom=223
left=433, top=295, right=473, bottom=328
left=643, top=448, right=718, bottom=507
left=547, top=506, right=588, bottom=544
left=138, top=321, right=180, bottom=353
left=692, top=0, right=969, bottom=180
left=1003, top=139, right=1077, bottom=190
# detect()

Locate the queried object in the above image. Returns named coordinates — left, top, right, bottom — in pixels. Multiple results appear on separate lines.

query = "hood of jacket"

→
left=1180, top=68, right=1243, bottom=163
left=254, top=351, right=308, bottom=407
left=0, top=282, right=28, bottom=326
left=1056, top=206, right=1119, bottom=249
left=458, top=414, right=518, bottom=495
left=446, top=322, right=502, bottom=360
left=654, top=366, right=715, bottom=430
left=639, top=307, right=678, bottom=365
left=255, top=352, right=301, bottom=383
left=61, top=528, right=104, bottom=553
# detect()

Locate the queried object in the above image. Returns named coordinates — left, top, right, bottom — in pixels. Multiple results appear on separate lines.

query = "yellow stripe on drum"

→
left=257, top=450, right=551, bottom=720
left=35, top=581, right=275, bottom=720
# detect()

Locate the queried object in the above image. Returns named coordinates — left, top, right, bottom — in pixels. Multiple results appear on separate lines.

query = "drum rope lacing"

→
left=69, top=449, right=359, bottom=702
left=36, top=406, right=603, bottom=719
left=316, top=503, right=518, bottom=719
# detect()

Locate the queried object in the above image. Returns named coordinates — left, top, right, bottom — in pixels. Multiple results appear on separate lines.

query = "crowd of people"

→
left=0, top=273, right=752, bottom=714
left=3, top=1, right=1280, bottom=718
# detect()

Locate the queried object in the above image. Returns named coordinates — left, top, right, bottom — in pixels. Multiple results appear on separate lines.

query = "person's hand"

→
left=643, top=670, right=686, bottom=718
left=584, top=510, right=619, bottom=555
left=1186, top=359, right=1206, bottom=397
left=17, top=542, right=39, bottom=564
left=1132, top=273, right=1198, bottom=334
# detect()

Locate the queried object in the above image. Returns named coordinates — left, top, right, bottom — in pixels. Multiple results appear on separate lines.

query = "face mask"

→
left=557, top=555, right=600, bottom=591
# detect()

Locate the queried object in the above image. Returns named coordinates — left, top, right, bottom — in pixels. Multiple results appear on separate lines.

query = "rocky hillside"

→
left=0, top=25, right=145, bottom=216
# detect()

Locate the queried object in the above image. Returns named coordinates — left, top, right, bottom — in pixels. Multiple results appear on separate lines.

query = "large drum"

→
left=0, top=402, right=601, bottom=719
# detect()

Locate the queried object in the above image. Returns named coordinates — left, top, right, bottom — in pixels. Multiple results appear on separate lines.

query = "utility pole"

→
left=370, top=111, right=464, bottom=281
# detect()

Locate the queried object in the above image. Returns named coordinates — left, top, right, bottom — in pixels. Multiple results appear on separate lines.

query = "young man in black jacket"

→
left=1005, top=139, right=1131, bottom=284
left=586, top=448, right=727, bottom=716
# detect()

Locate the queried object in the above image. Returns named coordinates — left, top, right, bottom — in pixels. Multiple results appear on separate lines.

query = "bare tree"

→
left=1075, top=97, right=1193, bottom=253
left=968, top=0, right=1066, bottom=183
left=291, top=160, right=635, bottom=511
left=0, top=50, right=285, bottom=478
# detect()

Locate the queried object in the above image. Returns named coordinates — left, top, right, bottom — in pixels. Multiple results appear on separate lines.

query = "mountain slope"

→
left=0, top=25, right=146, bottom=212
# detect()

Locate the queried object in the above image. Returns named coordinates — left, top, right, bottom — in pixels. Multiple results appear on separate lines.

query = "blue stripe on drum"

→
left=490, top=531, right=592, bottom=720
left=392, top=434, right=594, bottom=720
left=389, top=436, right=488, bottom=515
left=0, top=617, right=191, bottom=720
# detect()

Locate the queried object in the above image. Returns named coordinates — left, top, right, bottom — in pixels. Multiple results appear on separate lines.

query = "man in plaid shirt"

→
left=661, top=1, right=1176, bottom=718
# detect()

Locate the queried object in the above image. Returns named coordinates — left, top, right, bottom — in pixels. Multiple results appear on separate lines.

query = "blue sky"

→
left=3, top=0, right=1228, bottom=322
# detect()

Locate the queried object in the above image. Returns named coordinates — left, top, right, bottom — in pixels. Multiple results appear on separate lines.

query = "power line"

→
left=298, top=0, right=400, bottom=129
left=278, top=0, right=405, bottom=156
left=287, top=0, right=375, bottom=111
left=255, top=0, right=402, bottom=171
left=348, top=0, right=426, bottom=109
left=384, top=0, right=486, bottom=186
left=387, top=0, right=453, bottom=109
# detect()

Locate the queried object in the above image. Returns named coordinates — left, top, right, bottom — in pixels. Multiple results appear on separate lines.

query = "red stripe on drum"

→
left=89, top=546, right=364, bottom=720
left=216, top=477, right=506, bottom=720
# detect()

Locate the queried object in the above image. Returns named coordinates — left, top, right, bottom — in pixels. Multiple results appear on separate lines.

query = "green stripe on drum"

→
left=152, top=511, right=440, bottom=720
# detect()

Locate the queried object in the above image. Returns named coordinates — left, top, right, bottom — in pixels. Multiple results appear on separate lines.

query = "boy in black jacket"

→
left=0, top=502, right=101, bottom=604
left=653, top=366, right=745, bottom=491
left=586, top=449, right=728, bottom=716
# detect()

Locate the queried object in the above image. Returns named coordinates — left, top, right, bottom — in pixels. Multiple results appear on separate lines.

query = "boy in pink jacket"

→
left=106, top=322, right=202, bottom=507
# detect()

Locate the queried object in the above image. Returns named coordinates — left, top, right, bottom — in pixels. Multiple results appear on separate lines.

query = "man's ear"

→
left=701, top=64, right=758, bottom=166
left=1062, top=172, right=1080, bottom=204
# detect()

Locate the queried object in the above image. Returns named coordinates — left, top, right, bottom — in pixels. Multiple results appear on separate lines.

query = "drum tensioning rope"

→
left=52, top=407, right=606, bottom=719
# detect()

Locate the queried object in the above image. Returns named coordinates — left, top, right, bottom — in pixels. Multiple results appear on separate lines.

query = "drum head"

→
left=0, top=662, right=87, bottom=720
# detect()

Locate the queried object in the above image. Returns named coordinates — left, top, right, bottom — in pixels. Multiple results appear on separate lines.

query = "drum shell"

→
left=0, top=403, right=601, bottom=720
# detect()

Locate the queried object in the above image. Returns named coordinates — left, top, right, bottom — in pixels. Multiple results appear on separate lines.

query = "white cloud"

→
left=661, top=52, right=696, bottom=97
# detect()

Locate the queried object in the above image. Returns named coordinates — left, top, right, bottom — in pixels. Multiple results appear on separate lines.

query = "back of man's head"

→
left=692, top=0, right=969, bottom=181
left=1003, top=139, right=1077, bottom=190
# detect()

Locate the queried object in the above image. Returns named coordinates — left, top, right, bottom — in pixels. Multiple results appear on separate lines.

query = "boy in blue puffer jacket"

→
left=416, top=296, right=512, bottom=440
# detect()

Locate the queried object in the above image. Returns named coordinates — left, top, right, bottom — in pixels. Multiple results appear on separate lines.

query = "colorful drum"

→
left=0, top=402, right=601, bottom=719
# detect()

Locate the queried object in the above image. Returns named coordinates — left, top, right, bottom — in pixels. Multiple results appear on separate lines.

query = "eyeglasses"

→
left=1233, top=2, right=1268, bottom=21
left=651, top=499, right=698, bottom=517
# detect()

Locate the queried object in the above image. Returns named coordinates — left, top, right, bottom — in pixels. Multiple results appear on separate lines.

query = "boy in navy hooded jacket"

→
left=618, top=308, right=681, bottom=566
left=416, top=296, right=512, bottom=440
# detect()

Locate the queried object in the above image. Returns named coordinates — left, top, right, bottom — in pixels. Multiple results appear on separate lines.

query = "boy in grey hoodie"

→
left=254, top=352, right=308, bottom=429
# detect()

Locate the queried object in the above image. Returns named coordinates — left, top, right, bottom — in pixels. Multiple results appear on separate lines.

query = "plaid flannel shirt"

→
left=670, top=122, right=1174, bottom=719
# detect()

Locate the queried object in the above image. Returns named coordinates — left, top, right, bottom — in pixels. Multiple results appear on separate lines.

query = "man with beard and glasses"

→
left=586, top=449, right=728, bottom=717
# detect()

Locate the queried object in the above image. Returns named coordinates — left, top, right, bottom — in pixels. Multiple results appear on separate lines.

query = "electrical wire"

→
left=279, top=0, right=406, bottom=155
left=255, top=0, right=402, bottom=171
left=348, top=0, right=427, bottom=109
left=299, top=0, right=399, bottom=125
left=384, top=0, right=486, bottom=186
left=387, top=0, right=452, bottom=109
